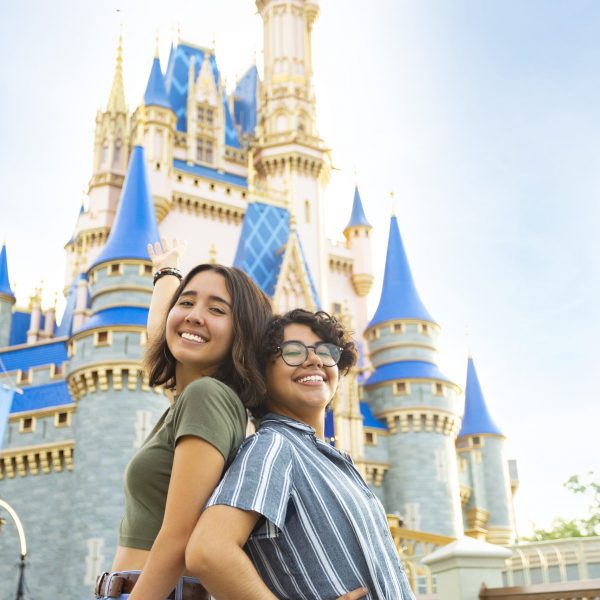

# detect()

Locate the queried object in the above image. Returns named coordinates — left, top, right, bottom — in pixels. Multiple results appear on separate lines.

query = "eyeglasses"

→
left=275, top=341, right=343, bottom=367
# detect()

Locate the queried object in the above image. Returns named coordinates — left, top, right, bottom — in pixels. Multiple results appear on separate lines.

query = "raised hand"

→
left=147, top=238, right=187, bottom=271
left=336, top=588, right=368, bottom=600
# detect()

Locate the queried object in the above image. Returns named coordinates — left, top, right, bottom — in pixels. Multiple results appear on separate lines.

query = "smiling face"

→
left=265, top=323, right=339, bottom=428
left=165, top=270, right=234, bottom=389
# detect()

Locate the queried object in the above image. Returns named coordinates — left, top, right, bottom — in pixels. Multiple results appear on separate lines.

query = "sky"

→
left=1, top=0, right=599, bottom=537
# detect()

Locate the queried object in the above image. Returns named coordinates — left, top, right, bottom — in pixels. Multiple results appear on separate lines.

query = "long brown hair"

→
left=145, top=264, right=272, bottom=413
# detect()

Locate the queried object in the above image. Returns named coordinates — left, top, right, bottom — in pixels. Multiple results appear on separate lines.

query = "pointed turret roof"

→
left=458, top=357, right=503, bottom=437
left=91, top=146, right=160, bottom=268
left=55, top=273, right=85, bottom=338
left=0, top=244, right=14, bottom=298
left=144, top=56, right=171, bottom=109
left=107, top=34, right=126, bottom=114
left=368, top=215, right=435, bottom=327
left=344, top=186, right=372, bottom=231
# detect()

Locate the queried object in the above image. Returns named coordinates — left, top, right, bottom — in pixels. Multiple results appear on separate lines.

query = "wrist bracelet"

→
left=153, top=267, right=183, bottom=286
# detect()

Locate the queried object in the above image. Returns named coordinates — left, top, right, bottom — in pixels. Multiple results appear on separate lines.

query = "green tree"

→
left=524, top=472, right=599, bottom=542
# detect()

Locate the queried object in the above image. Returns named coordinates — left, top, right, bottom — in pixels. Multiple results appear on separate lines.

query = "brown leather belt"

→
left=95, top=572, right=208, bottom=600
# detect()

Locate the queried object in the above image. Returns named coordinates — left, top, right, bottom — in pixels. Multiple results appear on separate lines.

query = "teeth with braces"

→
left=297, top=375, right=324, bottom=383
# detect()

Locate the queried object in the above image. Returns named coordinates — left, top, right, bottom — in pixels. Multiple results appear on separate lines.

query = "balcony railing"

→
left=480, top=579, right=600, bottom=599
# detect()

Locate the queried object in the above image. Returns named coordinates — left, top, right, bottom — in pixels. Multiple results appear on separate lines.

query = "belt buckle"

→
left=95, top=572, right=109, bottom=597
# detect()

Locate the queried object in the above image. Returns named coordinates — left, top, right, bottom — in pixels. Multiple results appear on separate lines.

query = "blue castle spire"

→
left=92, top=146, right=160, bottom=267
left=144, top=56, right=171, bottom=109
left=459, top=357, right=503, bottom=437
left=368, top=215, right=435, bottom=327
left=0, top=244, right=14, bottom=298
left=344, top=186, right=372, bottom=230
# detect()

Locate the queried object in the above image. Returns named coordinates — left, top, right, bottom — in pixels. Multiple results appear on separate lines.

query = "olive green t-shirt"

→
left=119, top=377, right=247, bottom=550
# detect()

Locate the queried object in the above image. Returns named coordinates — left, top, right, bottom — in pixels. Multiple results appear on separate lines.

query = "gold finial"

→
left=107, top=31, right=126, bottom=113
left=209, top=244, right=217, bottom=264
left=253, top=46, right=257, bottom=65
left=390, top=191, right=396, bottom=216
left=155, top=30, right=160, bottom=58
left=211, top=33, right=216, bottom=53
left=177, top=23, right=181, bottom=44
left=53, top=291, right=58, bottom=311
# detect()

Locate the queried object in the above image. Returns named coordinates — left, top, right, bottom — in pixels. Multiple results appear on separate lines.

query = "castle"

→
left=0, top=1, right=518, bottom=596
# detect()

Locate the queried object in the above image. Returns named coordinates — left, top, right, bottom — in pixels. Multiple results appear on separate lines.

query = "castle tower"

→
left=363, top=214, right=464, bottom=537
left=64, top=145, right=166, bottom=587
left=0, top=244, right=15, bottom=347
left=343, top=186, right=374, bottom=335
left=65, top=35, right=130, bottom=281
left=131, top=48, right=177, bottom=221
left=253, top=0, right=330, bottom=303
left=457, top=357, right=517, bottom=544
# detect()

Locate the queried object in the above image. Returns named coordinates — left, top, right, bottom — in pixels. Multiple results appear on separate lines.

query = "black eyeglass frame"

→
left=273, top=340, right=343, bottom=367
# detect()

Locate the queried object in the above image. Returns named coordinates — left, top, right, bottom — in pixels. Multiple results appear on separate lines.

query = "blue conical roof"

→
left=368, top=215, right=435, bottom=327
left=0, top=244, right=14, bottom=298
left=91, top=146, right=160, bottom=268
left=344, top=186, right=372, bottom=230
left=55, top=273, right=86, bottom=338
left=144, top=57, right=171, bottom=109
left=458, top=357, right=503, bottom=437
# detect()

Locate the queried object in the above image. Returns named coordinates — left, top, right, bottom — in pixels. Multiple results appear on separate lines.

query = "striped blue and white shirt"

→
left=207, top=413, right=415, bottom=600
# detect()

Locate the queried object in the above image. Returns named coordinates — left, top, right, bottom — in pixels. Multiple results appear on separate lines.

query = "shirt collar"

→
left=260, top=412, right=316, bottom=435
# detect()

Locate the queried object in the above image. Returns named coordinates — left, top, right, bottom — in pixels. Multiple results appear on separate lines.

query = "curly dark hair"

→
left=144, top=263, right=272, bottom=414
left=252, top=308, right=358, bottom=417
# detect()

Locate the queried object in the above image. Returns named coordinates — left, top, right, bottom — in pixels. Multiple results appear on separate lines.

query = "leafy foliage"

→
left=523, top=472, right=599, bottom=541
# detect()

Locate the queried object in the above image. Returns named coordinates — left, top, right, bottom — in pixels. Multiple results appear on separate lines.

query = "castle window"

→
left=140, top=264, right=153, bottom=276
left=197, top=106, right=204, bottom=122
left=113, top=138, right=122, bottom=167
left=94, top=330, right=111, bottom=347
left=209, top=183, right=215, bottom=191
left=365, top=431, right=376, bottom=446
left=366, top=328, right=380, bottom=341
left=50, top=364, right=63, bottom=378
left=206, top=109, right=214, bottom=125
left=108, top=263, right=121, bottom=276
left=420, top=323, right=429, bottom=335
left=242, top=191, right=246, bottom=199
left=177, top=174, right=183, bottom=182
left=226, top=187, right=231, bottom=195
left=394, top=382, right=408, bottom=395
left=434, top=382, right=444, bottom=395
left=196, top=138, right=204, bottom=162
left=55, top=411, right=71, bottom=427
left=205, top=141, right=213, bottom=164
left=17, top=370, right=30, bottom=385
left=20, top=416, right=35, bottom=433
left=194, top=179, right=199, bottom=186
left=393, top=323, right=404, bottom=333
left=472, top=436, right=483, bottom=448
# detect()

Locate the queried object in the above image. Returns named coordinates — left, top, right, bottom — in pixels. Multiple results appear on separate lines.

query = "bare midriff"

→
left=111, top=546, right=194, bottom=575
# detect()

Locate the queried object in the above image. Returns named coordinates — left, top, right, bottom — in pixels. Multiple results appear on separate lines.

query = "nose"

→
left=184, top=306, right=206, bottom=325
left=303, top=346, right=323, bottom=367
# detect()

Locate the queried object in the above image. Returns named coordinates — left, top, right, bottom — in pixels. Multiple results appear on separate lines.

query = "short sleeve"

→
left=206, top=430, right=294, bottom=530
left=170, top=378, right=246, bottom=464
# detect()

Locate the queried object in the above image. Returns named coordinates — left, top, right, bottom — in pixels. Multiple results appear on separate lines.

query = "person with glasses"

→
left=185, top=309, right=415, bottom=600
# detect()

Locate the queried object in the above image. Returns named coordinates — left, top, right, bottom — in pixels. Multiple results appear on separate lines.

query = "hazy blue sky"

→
left=1, top=1, right=598, bottom=535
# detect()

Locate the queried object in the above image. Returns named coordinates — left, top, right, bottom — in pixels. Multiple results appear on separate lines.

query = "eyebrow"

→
left=179, top=290, right=232, bottom=308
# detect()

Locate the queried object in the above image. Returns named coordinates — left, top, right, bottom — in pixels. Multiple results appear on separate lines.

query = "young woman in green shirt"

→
left=95, top=240, right=272, bottom=600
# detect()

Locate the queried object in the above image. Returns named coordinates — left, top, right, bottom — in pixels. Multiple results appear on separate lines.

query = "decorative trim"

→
left=375, top=406, right=462, bottom=437
left=171, top=194, right=245, bottom=225
left=67, top=361, right=163, bottom=400
left=363, top=461, right=390, bottom=487
left=0, top=440, right=75, bottom=479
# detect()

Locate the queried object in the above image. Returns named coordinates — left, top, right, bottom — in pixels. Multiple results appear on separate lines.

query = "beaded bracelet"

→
left=153, top=267, right=183, bottom=286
